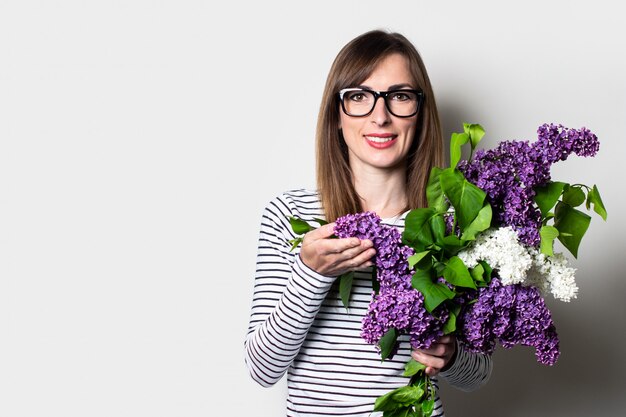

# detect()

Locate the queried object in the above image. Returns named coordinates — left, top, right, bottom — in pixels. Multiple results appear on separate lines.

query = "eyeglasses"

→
left=338, top=87, right=424, bottom=118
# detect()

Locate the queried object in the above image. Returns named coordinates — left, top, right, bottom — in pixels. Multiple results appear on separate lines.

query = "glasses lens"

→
left=341, top=89, right=421, bottom=117
left=342, top=89, right=376, bottom=117
left=386, top=90, right=419, bottom=117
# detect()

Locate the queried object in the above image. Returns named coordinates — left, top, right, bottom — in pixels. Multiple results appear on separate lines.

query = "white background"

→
left=1, top=1, right=624, bottom=416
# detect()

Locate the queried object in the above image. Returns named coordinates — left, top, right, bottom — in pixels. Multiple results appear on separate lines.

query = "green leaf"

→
left=408, top=251, right=431, bottom=269
left=403, top=208, right=436, bottom=248
left=441, top=235, right=467, bottom=256
left=440, top=168, right=486, bottom=230
left=463, top=123, right=485, bottom=150
left=421, top=398, right=435, bottom=417
left=385, top=407, right=414, bottom=417
left=539, top=225, right=559, bottom=257
left=339, top=271, right=354, bottom=310
left=379, top=328, right=398, bottom=361
left=433, top=261, right=446, bottom=278
left=288, top=237, right=303, bottom=252
left=562, top=185, right=586, bottom=207
left=443, top=256, right=475, bottom=289
left=442, top=308, right=457, bottom=334
left=426, top=167, right=448, bottom=212
left=470, top=263, right=485, bottom=283
left=392, top=385, right=425, bottom=406
left=388, top=407, right=415, bottom=417
left=450, top=132, right=469, bottom=168
left=289, top=216, right=313, bottom=235
left=534, top=181, right=566, bottom=217
left=460, top=203, right=492, bottom=241
left=554, top=202, right=591, bottom=258
left=444, top=304, right=462, bottom=334
left=412, top=269, right=456, bottom=312
left=403, top=359, right=427, bottom=377
left=429, top=215, right=446, bottom=246
left=588, top=185, right=607, bottom=220
left=478, top=260, right=493, bottom=283
left=312, top=217, right=329, bottom=226
left=373, top=387, right=402, bottom=412
left=374, top=384, right=424, bottom=412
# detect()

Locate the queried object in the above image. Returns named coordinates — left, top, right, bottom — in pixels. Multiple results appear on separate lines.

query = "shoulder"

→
left=276, top=188, right=320, bottom=205
left=263, top=189, right=323, bottom=222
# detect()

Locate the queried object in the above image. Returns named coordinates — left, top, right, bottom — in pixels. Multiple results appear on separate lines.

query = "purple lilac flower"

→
left=457, top=276, right=560, bottom=365
left=335, top=212, right=414, bottom=292
left=360, top=289, right=448, bottom=349
left=334, top=210, right=561, bottom=364
left=459, top=124, right=599, bottom=246
left=334, top=212, right=447, bottom=349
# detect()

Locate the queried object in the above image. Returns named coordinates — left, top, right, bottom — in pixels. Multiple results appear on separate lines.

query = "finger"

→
left=437, top=335, right=455, bottom=345
left=425, top=366, right=439, bottom=377
left=412, top=351, right=446, bottom=370
left=353, top=255, right=376, bottom=270
left=344, top=246, right=376, bottom=269
left=305, top=223, right=337, bottom=241
left=321, top=236, right=363, bottom=255
left=423, top=337, right=455, bottom=355
left=413, top=345, right=444, bottom=358
left=340, top=255, right=374, bottom=273
left=319, top=241, right=375, bottom=275
left=337, top=239, right=374, bottom=259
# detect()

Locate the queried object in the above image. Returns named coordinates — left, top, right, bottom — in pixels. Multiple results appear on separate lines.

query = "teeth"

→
left=366, top=136, right=394, bottom=143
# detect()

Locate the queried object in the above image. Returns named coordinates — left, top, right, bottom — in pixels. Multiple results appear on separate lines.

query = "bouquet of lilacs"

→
left=289, top=123, right=606, bottom=417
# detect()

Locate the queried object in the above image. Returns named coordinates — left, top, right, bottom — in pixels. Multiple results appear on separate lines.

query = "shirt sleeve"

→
left=438, top=341, right=493, bottom=391
left=243, top=194, right=336, bottom=387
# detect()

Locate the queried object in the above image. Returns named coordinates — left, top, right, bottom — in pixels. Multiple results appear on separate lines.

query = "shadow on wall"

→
left=439, top=281, right=625, bottom=417
left=439, top=249, right=626, bottom=416
left=438, top=227, right=625, bottom=412
left=435, top=103, right=626, bottom=416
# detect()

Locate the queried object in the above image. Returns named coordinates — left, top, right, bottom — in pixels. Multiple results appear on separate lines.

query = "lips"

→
left=364, top=134, right=397, bottom=149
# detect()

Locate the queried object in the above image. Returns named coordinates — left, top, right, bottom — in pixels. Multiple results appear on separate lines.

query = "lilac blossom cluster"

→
left=459, top=124, right=599, bottom=246
left=334, top=211, right=561, bottom=364
left=334, top=212, right=448, bottom=349
left=458, top=276, right=560, bottom=365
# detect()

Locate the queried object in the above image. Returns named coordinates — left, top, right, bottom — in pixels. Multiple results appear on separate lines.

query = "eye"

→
left=347, top=91, right=367, bottom=102
left=389, top=91, right=413, bottom=102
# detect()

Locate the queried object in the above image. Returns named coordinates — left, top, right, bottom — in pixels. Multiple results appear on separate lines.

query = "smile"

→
left=364, top=135, right=398, bottom=149
left=365, top=135, right=396, bottom=143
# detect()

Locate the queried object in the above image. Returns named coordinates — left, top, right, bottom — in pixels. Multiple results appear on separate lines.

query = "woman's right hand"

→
left=299, top=223, right=376, bottom=276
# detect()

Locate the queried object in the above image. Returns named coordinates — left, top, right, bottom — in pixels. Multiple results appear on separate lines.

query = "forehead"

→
left=360, top=53, right=414, bottom=89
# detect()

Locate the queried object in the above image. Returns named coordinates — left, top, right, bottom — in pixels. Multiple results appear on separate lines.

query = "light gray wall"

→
left=1, top=1, right=623, bottom=416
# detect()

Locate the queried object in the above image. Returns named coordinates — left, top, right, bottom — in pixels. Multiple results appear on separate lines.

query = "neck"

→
left=353, top=166, right=408, bottom=219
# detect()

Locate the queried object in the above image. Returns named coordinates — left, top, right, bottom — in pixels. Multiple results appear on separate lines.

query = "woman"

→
left=244, top=29, right=492, bottom=417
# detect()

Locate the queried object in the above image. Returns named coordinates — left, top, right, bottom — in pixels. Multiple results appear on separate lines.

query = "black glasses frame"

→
left=338, top=87, right=424, bottom=118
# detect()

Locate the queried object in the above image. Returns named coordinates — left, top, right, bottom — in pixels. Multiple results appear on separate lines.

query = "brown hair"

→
left=316, top=29, right=444, bottom=222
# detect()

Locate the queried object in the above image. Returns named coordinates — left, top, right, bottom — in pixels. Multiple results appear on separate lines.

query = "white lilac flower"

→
left=527, top=249, right=578, bottom=302
left=458, top=227, right=532, bottom=286
left=458, top=227, right=578, bottom=302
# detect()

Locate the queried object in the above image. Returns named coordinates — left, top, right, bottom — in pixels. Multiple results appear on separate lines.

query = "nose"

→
left=370, top=96, right=391, bottom=126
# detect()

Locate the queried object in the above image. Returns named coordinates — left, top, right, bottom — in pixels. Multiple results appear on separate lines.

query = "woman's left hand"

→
left=411, top=335, right=457, bottom=377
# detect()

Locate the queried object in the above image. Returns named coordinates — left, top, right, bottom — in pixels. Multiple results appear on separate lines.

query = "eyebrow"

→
left=358, top=83, right=415, bottom=91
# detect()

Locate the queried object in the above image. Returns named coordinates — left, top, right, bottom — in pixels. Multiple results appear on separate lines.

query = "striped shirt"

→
left=245, top=189, right=492, bottom=417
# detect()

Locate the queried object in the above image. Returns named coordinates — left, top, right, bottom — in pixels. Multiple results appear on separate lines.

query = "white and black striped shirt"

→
left=245, top=189, right=492, bottom=417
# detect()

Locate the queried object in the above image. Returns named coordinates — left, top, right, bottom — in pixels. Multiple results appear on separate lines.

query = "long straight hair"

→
left=316, top=30, right=444, bottom=222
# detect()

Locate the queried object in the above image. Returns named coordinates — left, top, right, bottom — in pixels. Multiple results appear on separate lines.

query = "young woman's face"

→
left=339, top=53, right=418, bottom=175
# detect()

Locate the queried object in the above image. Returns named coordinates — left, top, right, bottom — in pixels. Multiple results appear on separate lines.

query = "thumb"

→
left=306, top=222, right=336, bottom=241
